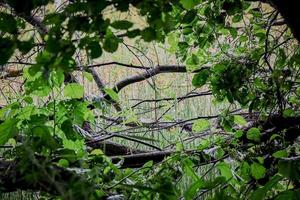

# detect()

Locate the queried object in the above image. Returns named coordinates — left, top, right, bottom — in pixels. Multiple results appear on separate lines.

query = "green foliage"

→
left=103, top=29, right=120, bottom=53
left=0, top=12, right=18, bottom=34
left=103, top=88, right=119, bottom=101
left=217, top=162, right=233, bottom=181
left=0, top=119, right=18, bottom=145
left=111, top=20, right=133, bottom=30
left=182, top=9, right=198, bottom=24
left=275, top=190, right=300, bottom=200
left=272, top=150, right=288, bottom=158
left=0, top=0, right=299, bottom=199
left=233, top=115, right=247, bottom=126
left=250, top=175, right=283, bottom=200
left=278, top=159, right=300, bottom=180
left=246, top=127, right=261, bottom=142
left=87, top=41, right=103, bottom=59
left=64, top=83, right=84, bottom=99
left=192, top=119, right=210, bottom=132
left=0, top=38, right=16, bottom=65
left=192, top=68, right=211, bottom=87
left=180, top=0, right=201, bottom=10
left=251, top=162, right=266, bottom=180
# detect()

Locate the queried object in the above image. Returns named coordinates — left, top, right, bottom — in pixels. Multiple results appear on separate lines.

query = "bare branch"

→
left=112, top=65, right=189, bottom=92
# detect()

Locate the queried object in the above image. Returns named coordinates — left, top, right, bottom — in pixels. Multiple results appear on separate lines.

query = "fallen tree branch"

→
left=109, top=114, right=300, bottom=168
left=110, top=150, right=175, bottom=168
left=91, top=134, right=162, bottom=151
left=110, top=149, right=220, bottom=168
left=86, top=140, right=146, bottom=156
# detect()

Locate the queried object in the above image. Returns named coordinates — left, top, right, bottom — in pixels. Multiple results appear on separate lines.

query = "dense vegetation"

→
left=1, top=0, right=300, bottom=199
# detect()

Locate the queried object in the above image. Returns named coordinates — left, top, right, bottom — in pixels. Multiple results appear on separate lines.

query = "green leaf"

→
left=192, top=69, right=210, bottom=87
left=272, top=150, right=288, bottom=158
left=142, top=160, right=153, bottom=168
left=111, top=20, right=133, bottom=30
left=25, top=76, right=51, bottom=97
left=240, top=161, right=251, bottom=181
left=103, top=88, right=119, bottom=101
left=283, top=108, right=295, bottom=118
left=90, top=149, right=104, bottom=156
left=234, top=130, right=244, bottom=138
left=239, top=35, right=248, bottom=43
left=182, top=9, right=197, bottom=24
left=103, top=29, right=119, bottom=53
left=192, top=119, right=210, bottom=132
left=17, top=105, right=36, bottom=120
left=50, top=69, right=65, bottom=87
left=0, top=38, right=15, bottom=65
left=251, top=175, right=283, bottom=200
left=278, top=159, right=300, bottom=180
left=275, top=190, right=300, bottom=200
left=215, top=147, right=225, bottom=159
left=64, top=83, right=84, bottom=99
left=180, top=0, right=201, bottom=10
left=31, top=125, right=58, bottom=149
left=186, top=54, right=200, bottom=71
left=227, top=27, right=238, bottom=38
left=183, top=158, right=200, bottom=181
left=185, top=177, right=226, bottom=200
left=184, top=180, right=203, bottom=200
left=83, top=71, right=93, bottom=82
left=212, top=190, right=233, bottom=200
left=251, top=162, right=266, bottom=180
left=232, top=14, right=242, bottom=23
left=63, top=139, right=85, bottom=156
left=23, top=96, right=33, bottom=104
left=163, top=114, right=173, bottom=121
left=217, top=162, right=233, bottom=181
left=17, top=39, right=34, bottom=54
left=36, top=51, right=52, bottom=64
left=246, top=127, right=261, bottom=142
left=0, top=119, right=18, bottom=145
left=0, top=12, right=18, bottom=33
left=256, top=157, right=264, bottom=165
left=58, top=159, right=69, bottom=168
left=127, top=29, right=141, bottom=38
left=233, top=115, right=247, bottom=126
left=183, top=27, right=193, bottom=36
left=197, top=139, right=210, bottom=150
left=87, top=41, right=102, bottom=58
left=141, top=27, right=156, bottom=42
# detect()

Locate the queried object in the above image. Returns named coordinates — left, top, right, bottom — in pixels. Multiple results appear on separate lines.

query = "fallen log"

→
left=109, top=149, right=218, bottom=168
left=87, top=140, right=146, bottom=156
left=110, top=150, right=175, bottom=168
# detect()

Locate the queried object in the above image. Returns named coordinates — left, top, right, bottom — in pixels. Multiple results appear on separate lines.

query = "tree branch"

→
left=85, top=68, right=122, bottom=111
left=87, top=140, right=147, bottom=156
